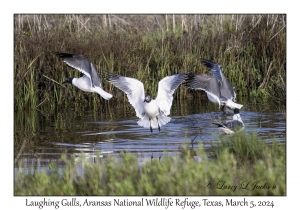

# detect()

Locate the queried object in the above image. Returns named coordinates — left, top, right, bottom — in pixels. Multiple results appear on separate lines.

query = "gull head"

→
left=62, top=78, right=73, bottom=84
left=233, top=108, right=240, bottom=114
left=144, top=93, right=152, bottom=103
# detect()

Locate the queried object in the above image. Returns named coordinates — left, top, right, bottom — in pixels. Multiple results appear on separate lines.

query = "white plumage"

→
left=213, top=108, right=245, bottom=134
left=107, top=72, right=187, bottom=132
left=56, top=52, right=112, bottom=100
left=186, top=59, right=243, bottom=112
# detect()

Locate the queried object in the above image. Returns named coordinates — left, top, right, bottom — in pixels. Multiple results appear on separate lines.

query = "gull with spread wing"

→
left=55, top=52, right=112, bottom=100
left=107, top=72, right=187, bottom=132
left=186, top=59, right=243, bottom=112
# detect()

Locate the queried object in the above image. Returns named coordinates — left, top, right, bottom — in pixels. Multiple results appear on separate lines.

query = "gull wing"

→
left=55, top=52, right=92, bottom=83
left=201, top=58, right=236, bottom=101
left=212, top=122, right=227, bottom=128
left=156, top=73, right=187, bottom=116
left=201, top=58, right=223, bottom=82
left=90, top=63, right=102, bottom=88
left=185, top=73, right=222, bottom=106
left=107, top=73, right=145, bottom=118
left=220, top=73, right=236, bottom=101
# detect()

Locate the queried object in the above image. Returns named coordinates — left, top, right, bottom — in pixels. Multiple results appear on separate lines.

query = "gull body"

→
left=107, top=72, right=187, bottom=132
left=56, top=52, right=112, bottom=100
left=201, top=58, right=236, bottom=102
left=213, top=108, right=244, bottom=134
left=186, top=59, right=243, bottom=111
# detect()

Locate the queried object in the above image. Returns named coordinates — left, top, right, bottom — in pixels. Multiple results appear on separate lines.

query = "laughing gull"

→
left=107, top=72, right=187, bottom=132
left=185, top=59, right=243, bottom=112
left=55, top=52, right=112, bottom=100
left=201, top=59, right=236, bottom=102
left=213, top=108, right=244, bottom=134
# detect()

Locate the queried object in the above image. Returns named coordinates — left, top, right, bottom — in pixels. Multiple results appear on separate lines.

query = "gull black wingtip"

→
left=200, top=58, right=218, bottom=69
left=200, top=58, right=213, bottom=64
left=184, top=73, right=197, bottom=85
left=212, top=122, right=225, bottom=128
left=200, top=58, right=215, bottom=62
left=53, top=51, right=64, bottom=56
left=180, top=72, right=189, bottom=80
left=54, top=52, right=76, bottom=59
left=187, top=72, right=196, bottom=78
left=106, top=72, right=122, bottom=81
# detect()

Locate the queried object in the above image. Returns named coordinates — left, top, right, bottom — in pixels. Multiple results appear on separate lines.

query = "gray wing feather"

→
left=201, top=58, right=236, bottom=101
left=201, top=58, right=223, bottom=82
left=55, top=52, right=93, bottom=84
left=186, top=73, right=222, bottom=99
left=219, top=71, right=236, bottom=101
left=90, top=63, right=101, bottom=88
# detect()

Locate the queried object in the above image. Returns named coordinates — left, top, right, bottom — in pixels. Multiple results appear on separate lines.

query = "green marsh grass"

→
left=14, top=14, right=286, bottom=112
left=14, top=132, right=285, bottom=196
left=14, top=14, right=286, bottom=196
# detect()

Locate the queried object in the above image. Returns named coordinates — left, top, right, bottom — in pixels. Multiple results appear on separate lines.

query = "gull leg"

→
left=156, top=116, right=160, bottom=131
left=221, top=105, right=226, bottom=113
left=149, top=118, right=153, bottom=133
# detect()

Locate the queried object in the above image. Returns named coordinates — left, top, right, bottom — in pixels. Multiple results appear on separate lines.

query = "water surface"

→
left=14, top=97, right=286, bottom=174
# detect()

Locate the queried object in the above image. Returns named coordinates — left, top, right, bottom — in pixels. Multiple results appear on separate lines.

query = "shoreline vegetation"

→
left=14, top=14, right=286, bottom=111
left=15, top=132, right=285, bottom=196
left=14, top=14, right=286, bottom=196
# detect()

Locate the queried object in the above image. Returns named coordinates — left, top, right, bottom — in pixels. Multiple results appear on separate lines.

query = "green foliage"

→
left=15, top=132, right=286, bottom=196
left=14, top=15, right=286, bottom=197
left=14, top=15, right=286, bottom=111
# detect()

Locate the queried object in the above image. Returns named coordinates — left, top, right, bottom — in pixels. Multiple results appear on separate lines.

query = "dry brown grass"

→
left=14, top=14, right=286, bottom=111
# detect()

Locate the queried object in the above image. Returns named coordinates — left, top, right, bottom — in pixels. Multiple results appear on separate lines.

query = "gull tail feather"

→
left=137, top=115, right=171, bottom=129
left=225, top=100, right=243, bottom=109
left=93, top=87, right=113, bottom=100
